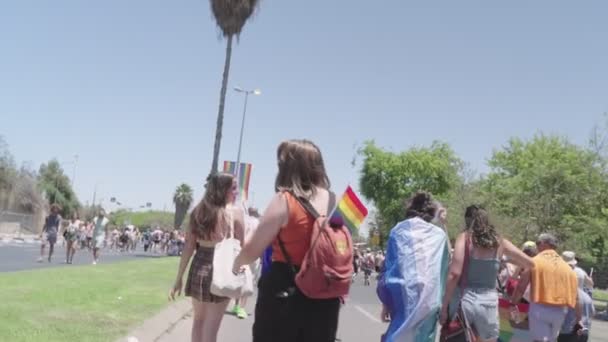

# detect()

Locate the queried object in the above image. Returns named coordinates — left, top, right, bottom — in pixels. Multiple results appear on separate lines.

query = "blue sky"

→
left=2, top=1, right=607, bottom=222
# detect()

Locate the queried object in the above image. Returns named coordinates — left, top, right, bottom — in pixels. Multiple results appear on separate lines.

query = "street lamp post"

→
left=72, top=155, right=78, bottom=188
left=233, top=87, right=261, bottom=182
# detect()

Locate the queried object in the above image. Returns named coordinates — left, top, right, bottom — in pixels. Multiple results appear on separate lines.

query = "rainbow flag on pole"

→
left=223, top=161, right=253, bottom=201
left=330, top=186, right=369, bottom=233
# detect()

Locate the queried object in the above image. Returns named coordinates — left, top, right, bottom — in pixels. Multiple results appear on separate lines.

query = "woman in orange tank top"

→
left=232, top=139, right=341, bottom=342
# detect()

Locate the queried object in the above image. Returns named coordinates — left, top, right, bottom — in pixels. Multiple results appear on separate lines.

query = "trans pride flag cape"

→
left=377, top=217, right=449, bottom=342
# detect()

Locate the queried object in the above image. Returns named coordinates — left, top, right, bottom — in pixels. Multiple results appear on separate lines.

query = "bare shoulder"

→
left=229, top=205, right=245, bottom=222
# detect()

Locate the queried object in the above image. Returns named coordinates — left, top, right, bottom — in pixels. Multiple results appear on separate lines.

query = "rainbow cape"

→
left=329, top=186, right=368, bottom=233
left=223, top=161, right=252, bottom=201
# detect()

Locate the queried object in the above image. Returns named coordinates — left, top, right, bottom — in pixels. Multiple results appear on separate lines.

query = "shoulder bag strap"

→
left=277, top=192, right=297, bottom=275
left=459, top=234, right=471, bottom=290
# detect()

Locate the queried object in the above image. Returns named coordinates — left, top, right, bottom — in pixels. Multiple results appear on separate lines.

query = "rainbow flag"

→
left=330, top=186, right=368, bottom=233
left=223, top=161, right=253, bottom=201
left=498, top=298, right=531, bottom=342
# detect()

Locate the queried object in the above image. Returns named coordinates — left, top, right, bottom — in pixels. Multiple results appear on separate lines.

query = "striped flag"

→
left=223, top=161, right=253, bottom=201
left=330, top=186, right=368, bottom=233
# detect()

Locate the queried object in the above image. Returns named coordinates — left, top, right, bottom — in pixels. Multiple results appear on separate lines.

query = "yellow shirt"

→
left=531, top=249, right=578, bottom=308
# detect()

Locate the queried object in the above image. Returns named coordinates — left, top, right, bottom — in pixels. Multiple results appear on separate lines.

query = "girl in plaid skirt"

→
left=169, top=173, right=244, bottom=342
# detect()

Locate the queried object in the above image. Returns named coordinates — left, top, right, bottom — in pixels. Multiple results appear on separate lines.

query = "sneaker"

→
left=37, top=257, right=43, bottom=263
left=236, top=307, right=248, bottom=319
left=92, top=260, right=97, bottom=265
left=232, top=305, right=240, bottom=316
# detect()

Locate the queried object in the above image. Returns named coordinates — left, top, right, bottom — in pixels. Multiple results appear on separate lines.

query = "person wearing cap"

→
left=522, top=241, right=537, bottom=253
left=562, top=251, right=594, bottom=291
left=511, top=233, right=579, bottom=342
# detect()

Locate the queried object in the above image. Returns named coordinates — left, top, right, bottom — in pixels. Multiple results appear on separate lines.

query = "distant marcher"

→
left=64, top=212, right=80, bottom=264
left=110, top=228, right=119, bottom=250
left=91, top=209, right=109, bottom=265
left=231, top=207, right=261, bottom=319
left=142, top=230, right=151, bottom=252
left=558, top=288, right=594, bottom=342
left=78, top=222, right=88, bottom=250
left=511, top=233, right=578, bottom=342
left=39, top=204, right=62, bottom=263
left=86, top=221, right=94, bottom=250
left=441, top=205, right=534, bottom=342
left=362, top=248, right=375, bottom=286
left=170, top=173, right=244, bottom=342
left=562, top=251, right=594, bottom=291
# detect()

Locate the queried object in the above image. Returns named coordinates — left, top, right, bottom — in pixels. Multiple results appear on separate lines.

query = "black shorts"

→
left=253, top=262, right=340, bottom=342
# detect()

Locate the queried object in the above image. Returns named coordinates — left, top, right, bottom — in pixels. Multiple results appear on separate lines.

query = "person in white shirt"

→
left=231, top=207, right=261, bottom=319
left=91, top=209, right=109, bottom=265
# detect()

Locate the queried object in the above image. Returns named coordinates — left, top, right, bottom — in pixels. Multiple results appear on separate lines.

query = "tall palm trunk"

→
left=174, top=203, right=186, bottom=230
left=210, top=35, right=234, bottom=176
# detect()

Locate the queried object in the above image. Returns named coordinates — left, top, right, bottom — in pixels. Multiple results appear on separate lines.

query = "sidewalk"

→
left=0, top=233, right=39, bottom=245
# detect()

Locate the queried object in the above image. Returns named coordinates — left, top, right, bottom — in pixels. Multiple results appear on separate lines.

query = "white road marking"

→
left=354, top=305, right=383, bottom=324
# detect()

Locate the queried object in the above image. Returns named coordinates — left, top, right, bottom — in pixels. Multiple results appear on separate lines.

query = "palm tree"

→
left=173, top=183, right=194, bottom=229
left=208, top=0, right=259, bottom=176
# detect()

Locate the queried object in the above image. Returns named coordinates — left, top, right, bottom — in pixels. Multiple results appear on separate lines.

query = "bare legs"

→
left=191, top=298, right=230, bottom=342
left=66, top=240, right=76, bottom=264
left=93, top=247, right=100, bottom=264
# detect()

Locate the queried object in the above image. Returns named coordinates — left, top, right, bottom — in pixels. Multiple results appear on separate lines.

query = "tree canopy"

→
left=359, top=140, right=461, bottom=238
left=38, top=159, right=80, bottom=216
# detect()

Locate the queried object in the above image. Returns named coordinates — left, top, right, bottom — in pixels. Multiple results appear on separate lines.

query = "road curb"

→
left=116, top=299, right=192, bottom=342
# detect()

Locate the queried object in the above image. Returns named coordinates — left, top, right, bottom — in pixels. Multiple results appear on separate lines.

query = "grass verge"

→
left=0, top=257, right=178, bottom=342
left=594, top=289, right=608, bottom=302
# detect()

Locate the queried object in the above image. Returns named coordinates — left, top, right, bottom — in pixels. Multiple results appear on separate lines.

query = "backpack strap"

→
left=277, top=190, right=336, bottom=274
left=288, top=190, right=336, bottom=219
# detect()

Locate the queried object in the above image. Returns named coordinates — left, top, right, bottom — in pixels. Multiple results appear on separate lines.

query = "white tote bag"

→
left=210, top=210, right=254, bottom=298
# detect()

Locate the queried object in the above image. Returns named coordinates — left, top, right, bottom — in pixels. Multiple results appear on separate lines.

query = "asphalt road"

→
left=161, top=274, right=608, bottom=342
left=0, top=240, right=164, bottom=272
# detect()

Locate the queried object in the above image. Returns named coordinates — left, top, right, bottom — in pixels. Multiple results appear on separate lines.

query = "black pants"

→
left=253, top=262, right=341, bottom=342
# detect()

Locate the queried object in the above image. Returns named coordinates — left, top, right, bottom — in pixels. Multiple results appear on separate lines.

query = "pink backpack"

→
left=278, top=192, right=354, bottom=299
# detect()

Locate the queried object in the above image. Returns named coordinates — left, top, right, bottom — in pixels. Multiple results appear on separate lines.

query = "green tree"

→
left=111, top=210, right=175, bottom=229
left=38, top=159, right=80, bottom=216
left=208, top=0, right=259, bottom=176
left=0, top=136, right=17, bottom=209
left=173, top=183, right=194, bottom=229
left=358, top=141, right=462, bottom=237
left=485, top=134, right=608, bottom=258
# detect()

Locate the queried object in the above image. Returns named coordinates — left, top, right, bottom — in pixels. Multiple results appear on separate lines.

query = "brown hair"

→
left=274, top=139, right=330, bottom=198
left=189, top=172, right=235, bottom=240
left=464, top=205, right=499, bottom=249
left=404, top=191, right=438, bottom=222
left=50, top=203, right=61, bottom=213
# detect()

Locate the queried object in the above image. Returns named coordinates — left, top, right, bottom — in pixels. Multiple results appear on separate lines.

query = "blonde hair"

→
left=274, top=139, right=330, bottom=198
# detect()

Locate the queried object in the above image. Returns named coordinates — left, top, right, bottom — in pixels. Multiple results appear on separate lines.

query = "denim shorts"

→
left=461, top=288, right=499, bottom=340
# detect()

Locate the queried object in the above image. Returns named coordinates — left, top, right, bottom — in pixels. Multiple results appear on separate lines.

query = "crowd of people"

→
left=352, top=248, right=385, bottom=286
left=166, top=138, right=600, bottom=342
left=39, top=205, right=110, bottom=265
left=39, top=205, right=187, bottom=265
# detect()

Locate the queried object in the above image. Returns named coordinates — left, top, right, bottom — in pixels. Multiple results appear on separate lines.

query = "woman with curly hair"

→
left=440, top=205, right=534, bottom=342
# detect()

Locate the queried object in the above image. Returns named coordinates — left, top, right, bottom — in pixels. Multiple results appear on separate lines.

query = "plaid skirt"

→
left=185, top=246, right=229, bottom=303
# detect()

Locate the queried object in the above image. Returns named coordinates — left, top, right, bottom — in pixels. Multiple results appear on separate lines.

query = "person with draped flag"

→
left=377, top=191, right=450, bottom=342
